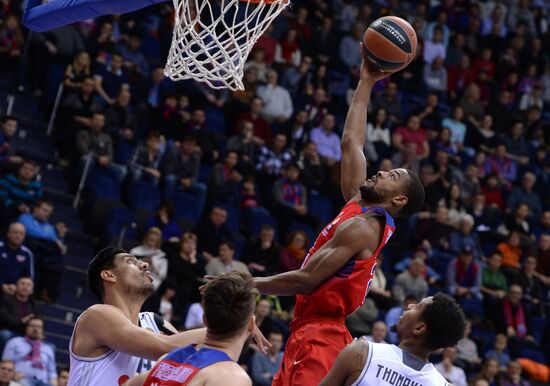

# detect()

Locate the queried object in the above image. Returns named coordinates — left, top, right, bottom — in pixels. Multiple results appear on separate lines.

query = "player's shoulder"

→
left=200, top=361, right=251, bottom=386
left=339, top=338, right=370, bottom=365
left=78, top=304, right=127, bottom=327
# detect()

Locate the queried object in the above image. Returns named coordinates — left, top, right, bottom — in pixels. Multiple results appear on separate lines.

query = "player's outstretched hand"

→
left=199, top=275, right=216, bottom=294
left=359, top=42, right=391, bottom=82
left=251, top=323, right=272, bottom=354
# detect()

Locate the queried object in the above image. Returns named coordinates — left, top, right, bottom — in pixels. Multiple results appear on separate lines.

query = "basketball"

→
left=363, top=16, right=417, bottom=73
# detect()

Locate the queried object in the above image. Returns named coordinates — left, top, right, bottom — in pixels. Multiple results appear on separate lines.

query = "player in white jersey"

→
left=68, top=246, right=269, bottom=386
left=320, top=293, right=466, bottom=386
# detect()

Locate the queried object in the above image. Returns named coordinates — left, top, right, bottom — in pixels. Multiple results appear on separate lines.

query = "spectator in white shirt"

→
left=423, top=26, right=446, bottom=64
left=364, top=321, right=388, bottom=344
left=435, top=347, right=468, bottom=386
left=129, top=227, right=167, bottom=290
left=257, top=70, right=293, bottom=124
left=364, top=108, right=391, bottom=163
left=184, top=303, right=204, bottom=330
left=309, top=114, right=341, bottom=166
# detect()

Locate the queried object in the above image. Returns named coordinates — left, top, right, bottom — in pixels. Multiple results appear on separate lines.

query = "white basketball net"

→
left=165, top=0, right=289, bottom=91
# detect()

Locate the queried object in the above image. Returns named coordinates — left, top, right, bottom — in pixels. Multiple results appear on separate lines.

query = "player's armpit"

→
left=319, top=339, right=369, bottom=386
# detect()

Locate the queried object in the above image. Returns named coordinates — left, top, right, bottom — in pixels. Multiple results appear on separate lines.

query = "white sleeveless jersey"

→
left=352, top=342, right=450, bottom=386
left=68, top=311, right=160, bottom=386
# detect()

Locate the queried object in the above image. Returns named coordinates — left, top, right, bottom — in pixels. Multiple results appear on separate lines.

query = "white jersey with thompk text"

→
left=352, top=341, right=450, bottom=386
left=67, top=311, right=160, bottom=386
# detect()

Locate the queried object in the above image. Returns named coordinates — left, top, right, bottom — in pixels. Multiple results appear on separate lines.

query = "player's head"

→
left=87, top=246, right=154, bottom=301
left=201, top=271, right=257, bottom=339
left=393, top=293, right=466, bottom=352
left=360, top=169, right=425, bottom=217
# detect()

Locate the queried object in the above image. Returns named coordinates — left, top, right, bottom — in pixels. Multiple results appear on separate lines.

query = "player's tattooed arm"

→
left=319, top=339, right=370, bottom=386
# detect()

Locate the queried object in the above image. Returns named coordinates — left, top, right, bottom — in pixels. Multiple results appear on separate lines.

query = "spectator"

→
left=481, top=252, right=508, bottom=326
left=373, top=82, right=403, bottom=125
left=279, top=230, right=308, bottom=272
left=459, top=84, right=485, bottom=129
left=251, top=330, right=284, bottom=386
left=345, top=296, right=378, bottom=338
left=385, top=295, right=417, bottom=344
left=434, top=347, right=468, bottom=386
left=411, top=95, right=444, bottom=134
left=0, top=224, right=33, bottom=296
left=244, top=48, right=269, bottom=83
left=441, top=106, right=468, bottom=153
left=284, top=110, right=310, bottom=156
left=205, top=240, right=248, bottom=276
left=257, top=70, right=293, bottom=124
left=533, top=234, right=550, bottom=284
left=416, top=206, right=455, bottom=258
left=501, top=360, right=530, bottom=386
left=364, top=108, right=391, bottom=163
left=295, top=142, right=328, bottom=197
left=144, top=202, right=182, bottom=243
left=17, top=200, right=66, bottom=302
left=272, top=163, right=318, bottom=236
left=227, top=121, right=263, bottom=166
left=254, top=298, right=274, bottom=337
left=0, top=14, right=23, bottom=79
left=162, top=136, right=207, bottom=215
left=235, top=97, right=272, bottom=145
left=309, top=114, right=341, bottom=166
left=0, top=359, right=21, bottom=386
left=448, top=55, right=475, bottom=100
left=255, top=133, right=293, bottom=186
left=60, top=76, right=101, bottom=136
left=392, top=258, right=429, bottom=303
left=456, top=320, right=482, bottom=372
left=103, top=88, right=136, bottom=142
left=281, top=56, right=313, bottom=98
left=241, top=225, right=281, bottom=277
left=364, top=321, right=388, bottom=344
left=128, top=130, right=163, bottom=185
left=497, top=231, right=522, bottom=271
left=275, top=29, right=301, bottom=68
left=0, top=161, right=42, bottom=227
left=513, top=256, right=544, bottom=319
left=185, top=109, right=219, bottom=165
left=303, top=88, right=329, bottom=129
left=0, top=116, right=21, bottom=175
left=57, top=368, right=69, bottom=386
left=129, top=227, right=167, bottom=290
left=485, top=334, right=511, bottom=370
left=447, top=246, right=483, bottom=301
left=93, top=52, right=129, bottom=105
left=338, top=23, right=363, bottom=74
left=75, top=112, right=127, bottom=183
left=183, top=302, right=204, bottom=330
left=484, top=143, right=517, bottom=186
left=118, top=33, right=149, bottom=79
left=502, top=285, right=532, bottom=350
left=0, top=277, right=38, bottom=353
left=478, top=358, right=500, bottom=386
left=392, top=115, right=429, bottom=160
left=423, top=57, right=448, bottom=98
left=209, top=150, right=243, bottom=206
left=506, top=172, right=542, bottom=221
left=394, top=247, right=440, bottom=286
left=2, top=317, right=57, bottom=386
left=533, top=211, right=550, bottom=240
left=481, top=173, right=505, bottom=210
left=193, top=206, right=233, bottom=259
left=449, top=214, right=483, bottom=259
left=63, top=51, right=91, bottom=92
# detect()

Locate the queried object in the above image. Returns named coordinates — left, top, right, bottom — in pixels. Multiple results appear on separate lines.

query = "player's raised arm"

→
left=340, top=46, right=389, bottom=202
left=254, top=216, right=381, bottom=295
left=319, top=339, right=370, bottom=386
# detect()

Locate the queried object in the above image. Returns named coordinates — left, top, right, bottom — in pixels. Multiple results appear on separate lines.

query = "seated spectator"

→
left=162, top=136, right=207, bottom=216
left=385, top=295, right=417, bottom=344
left=392, top=258, right=429, bottom=303
left=235, top=97, right=272, bottom=144
left=17, top=200, right=66, bottom=302
left=440, top=183, right=468, bottom=227
left=372, top=82, right=403, bottom=125
left=279, top=230, right=308, bottom=272
left=0, top=277, right=38, bottom=353
left=364, top=108, right=391, bottom=163
left=345, top=296, right=378, bottom=338
left=251, top=330, right=284, bottom=386
left=447, top=246, right=483, bottom=301
left=257, top=70, right=293, bottom=124
left=533, top=211, right=550, bottom=240
left=481, top=173, right=505, bottom=210
left=129, top=227, right=167, bottom=290
left=338, top=23, right=362, bottom=75
left=485, top=334, right=511, bottom=370
left=227, top=120, right=263, bottom=166
left=57, top=367, right=69, bottom=386
left=185, top=109, right=219, bottom=164
left=416, top=206, right=455, bottom=261
left=205, top=240, right=248, bottom=276
left=484, top=143, right=517, bottom=187
left=255, top=133, right=293, bottom=181
left=63, top=51, right=91, bottom=92
left=364, top=321, right=388, bottom=344
left=144, top=203, right=182, bottom=243
left=481, top=252, right=508, bottom=326
left=0, top=161, right=42, bottom=229
left=366, top=254, right=394, bottom=310
left=506, top=172, right=542, bottom=221
left=0, top=359, right=21, bottom=386
left=469, top=115, right=499, bottom=153
left=296, top=142, right=331, bottom=199
left=281, top=57, right=312, bottom=98
left=503, top=122, right=530, bottom=167
left=434, top=347, right=468, bottom=386
left=513, top=256, right=544, bottom=318
left=275, top=29, right=301, bottom=68
left=303, top=88, right=329, bottom=129
left=394, top=247, right=440, bottom=286
left=456, top=319, right=482, bottom=372
left=244, top=48, right=269, bottom=83
left=497, top=231, right=522, bottom=272
left=423, top=26, right=446, bottom=65
left=423, top=57, right=448, bottom=98
left=501, top=360, right=530, bottom=386
left=533, top=234, right=550, bottom=286
left=103, top=88, right=136, bottom=143
left=152, top=93, right=181, bottom=139
left=441, top=106, right=468, bottom=153
left=117, top=33, right=148, bottom=80
left=411, top=94, right=444, bottom=133
left=0, top=224, right=32, bottom=296
left=448, top=55, right=475, bottom=100
left=254, top=298, right=274, bottom=337
left=0, top=14, right=23, bottom=79
left=128, top=130, right=163, bottom=185
left=450, top=214, right=483, bottom=259
left=477, top=358, right=500, bottom=386
left=157, top=279, right=176, bottom=323
left=502, top=285, right=535, bottom=357
left=75, top=112, right=127, bottom=183
left=272, top=163, right=319, bottom=236
left=392, top=115, right=429, bottom=160
left=309, top=114, right=341, bottom=167
left=1, top=317, right=57, bottom=386
left=93, top=52, right=129, bottom=105
left=193, top=206, right=233, bottom=259
left=184, top=302, right=204, bottom=330
left=166, top=232, right=205, bottom=321
left=209, top=150, right=243, bottom=206
left=241, top=225, right=281, bottom=277
left=0, top=116, right=22, bottom=175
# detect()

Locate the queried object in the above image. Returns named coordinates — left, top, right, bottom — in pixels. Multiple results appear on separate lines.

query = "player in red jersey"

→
left=204, top=53, right=425, bottom=386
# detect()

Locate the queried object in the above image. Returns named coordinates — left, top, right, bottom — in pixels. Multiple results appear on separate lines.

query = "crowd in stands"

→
left=0, top=0, right=549, bottom=385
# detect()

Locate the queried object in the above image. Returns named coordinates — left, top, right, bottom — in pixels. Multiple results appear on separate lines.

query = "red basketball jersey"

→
left=294, top=202, right=395, bottom=320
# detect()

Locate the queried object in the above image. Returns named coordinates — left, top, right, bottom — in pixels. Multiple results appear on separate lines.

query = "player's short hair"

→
left=202, top=271, right=257, bottom=337
left=87, top=246, right=126, bottom=300
left=399, top=170, right=425, bottom=217
left=421, top=293, right=466, bottom=350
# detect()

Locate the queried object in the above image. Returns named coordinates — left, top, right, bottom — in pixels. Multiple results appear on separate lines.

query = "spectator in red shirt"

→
left=280, top=230, right=309, bottom=272
left=481, top=173, right=505, bottom=209
left=392, top=115, right=430, bottom=160
left=448, top=54, right=475, bottom=101
left=472, top=48, right=496, bottom=103
left=255, top=24, right=277, bottom=66
left=235, top=96, right=273, bottom=144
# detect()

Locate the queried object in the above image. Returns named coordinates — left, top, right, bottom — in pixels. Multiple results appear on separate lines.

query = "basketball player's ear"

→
left=100, top=269, right=116, bottom=285
left=202, top=314, right=209, bottom=328
left=392, top=194, right=408, bottom=209
left=413, top=321, right=427, bottom=338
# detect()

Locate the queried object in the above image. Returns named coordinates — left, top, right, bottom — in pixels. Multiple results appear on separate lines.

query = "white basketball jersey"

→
left=352, top=342, right=450, bottom=386
left=68, top=311, right=160, bottom=386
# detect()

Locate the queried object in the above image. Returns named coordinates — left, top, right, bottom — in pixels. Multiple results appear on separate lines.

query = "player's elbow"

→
left=341, top=133, right=353, bottom=151
left=297, top=276, right=317, bottom=295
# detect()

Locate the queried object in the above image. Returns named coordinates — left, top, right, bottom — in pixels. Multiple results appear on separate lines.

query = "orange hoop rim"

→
left=240, top=0, right=290, bottom=4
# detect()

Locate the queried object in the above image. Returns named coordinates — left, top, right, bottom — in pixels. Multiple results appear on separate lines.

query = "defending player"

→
left=67, top=247, right=268, bottom=385
left=319, top=293, right=466, bottom=386
left=238, top=49, right=425, bottom=386
left=124, top=271, right=257, bottom=386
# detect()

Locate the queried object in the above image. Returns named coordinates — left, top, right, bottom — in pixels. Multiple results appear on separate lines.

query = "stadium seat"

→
left=198, top=164, right=213, bottom=184
left=519, top=348, right=546, bottom=364
left=247, top=208, right=278, bottom=239
left=173, top=192, right=202, bottom=223
left=128, top=180, right=161, bottom=211
left=219, top=203, right=241, bottom=235
left=205, top=106, right=226, bottom=135
left=105, top=207, right=137, bottom=242
left=87, top=168, right=121, bottom=202
left=308, top=193, right=333, bottom=226
left=459, top=298, right=484, bottom=317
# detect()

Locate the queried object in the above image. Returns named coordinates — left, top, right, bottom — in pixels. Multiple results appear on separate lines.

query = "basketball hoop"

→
left=165, top=0, right=289, bottom=91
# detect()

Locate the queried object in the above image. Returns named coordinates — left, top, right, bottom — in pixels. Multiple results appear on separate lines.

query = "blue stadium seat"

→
left=198, top=164, right=213, bottom=184
left=114, top=141, right=136, bottom=165
left=247, top=208, right=278, bottom=239
left=173, top=192, right=201, bottom=223
left=519, top=348, right=546, bottom=364
left=205, top=106, right=226, bottom=135
left=308, top=193, right=333, bottom=226
left=87, top=168, right=121, bottom=202
left=106, top=207, right=137, bottom=241
left=129, top=180, right=161, bottom=211
left=529, top=317, right=546, bottom=343
left=219, top=203, right=240, bottom=235
left=459, top=298, right=484, bottom=317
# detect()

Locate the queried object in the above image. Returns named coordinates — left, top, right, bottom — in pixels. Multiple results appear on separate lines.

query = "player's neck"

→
left=104, top=292, right=145, bottom=325
left=202, top=332, right=249, bottom=362
left=398, top=341, right=430, bottom=363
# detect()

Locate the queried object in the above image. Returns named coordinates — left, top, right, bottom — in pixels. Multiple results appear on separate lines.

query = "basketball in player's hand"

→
left=363, top=16, right=417, bottom=73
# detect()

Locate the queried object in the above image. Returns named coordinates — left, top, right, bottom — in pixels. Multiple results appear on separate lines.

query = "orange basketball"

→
left=363, top=16, right=417, bottom=73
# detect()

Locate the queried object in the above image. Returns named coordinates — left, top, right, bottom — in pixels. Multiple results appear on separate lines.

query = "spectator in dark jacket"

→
left=103, top=88, right=136, bottom=141
left=0, top=223, right=33, bottom=295
left=193, top=205, right=233, bottom=259
left=162, top=136, right=207, bottom=216
left=0, top=277, right=39, bottom=353
left=144, top=202, right=182, bottom=243
left=241, top=224, right=282, bottom=276
left=209, top=150, right=243, bottom=206
left=506, top=172, right=542, bottom=221
left=0, top=116, right=21, bottom=175
left=93, top=52, right=129, bottom=105
left=128, top=130, right=163, bottom=185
